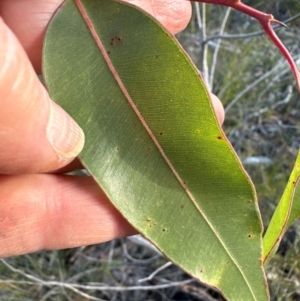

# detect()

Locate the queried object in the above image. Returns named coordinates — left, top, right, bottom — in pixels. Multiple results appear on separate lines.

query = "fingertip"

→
left=47, top=101, right=85, bottom=161
left=155, top=0, right=192, bottom=34
left=0, top=175, right=136, bottom=257
left=125, top=0, right=192, bottom=34
left=0, top=19, right=83, bottom=173
left=210, top=93, right=225, bottom=125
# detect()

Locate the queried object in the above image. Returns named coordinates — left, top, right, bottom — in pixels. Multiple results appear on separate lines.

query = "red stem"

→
left=191, top=0, right=300, bottom=91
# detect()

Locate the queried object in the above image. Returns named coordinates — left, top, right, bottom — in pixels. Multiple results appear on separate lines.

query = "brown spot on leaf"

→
left=110, top=35, right=122, bottom=46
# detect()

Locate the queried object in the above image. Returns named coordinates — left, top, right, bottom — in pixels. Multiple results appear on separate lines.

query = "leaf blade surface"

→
left=43, top=1, right=268, bottom=300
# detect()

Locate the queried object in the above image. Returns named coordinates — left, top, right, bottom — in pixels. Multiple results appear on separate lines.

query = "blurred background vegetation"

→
left=1, top=0, right=300, bottom=300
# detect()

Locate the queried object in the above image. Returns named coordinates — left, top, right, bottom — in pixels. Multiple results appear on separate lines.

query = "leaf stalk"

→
left=190, top=0, right=300, bottom=91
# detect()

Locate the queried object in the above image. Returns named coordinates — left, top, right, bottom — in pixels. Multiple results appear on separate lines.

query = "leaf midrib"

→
left=73, top=0, right=258, bottom=299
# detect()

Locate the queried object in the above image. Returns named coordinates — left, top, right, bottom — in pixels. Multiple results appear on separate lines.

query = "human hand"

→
left=0, top=0, right=223, bottom=258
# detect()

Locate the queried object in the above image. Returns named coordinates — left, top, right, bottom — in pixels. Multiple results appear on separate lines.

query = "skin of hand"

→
left=0, top=0, right=224, bottom=258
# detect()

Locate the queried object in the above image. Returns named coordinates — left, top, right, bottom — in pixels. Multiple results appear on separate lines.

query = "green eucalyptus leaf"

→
left=263, top=151, right=300, bottom=264
left=43, top=0, right=268, bottom=300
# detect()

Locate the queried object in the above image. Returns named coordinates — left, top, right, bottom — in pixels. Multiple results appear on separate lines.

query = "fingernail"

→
left=47, top=102, right=85, bottom=159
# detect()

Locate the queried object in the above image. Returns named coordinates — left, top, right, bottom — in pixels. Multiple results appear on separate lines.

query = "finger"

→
left=211, top=93, right=225, bottom=125
left=0, top=0, right=192, bottom=73
left=0, top=174, right=136, bottom=257
left=125, top=0, right=192, bottom=34
left=0, top=0, right=61, bottom=74
left=0, top=19, right=84, bottom=174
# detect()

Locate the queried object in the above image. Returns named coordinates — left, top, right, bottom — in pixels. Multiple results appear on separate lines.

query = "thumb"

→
left=0, top=18, right=84, bottom=174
